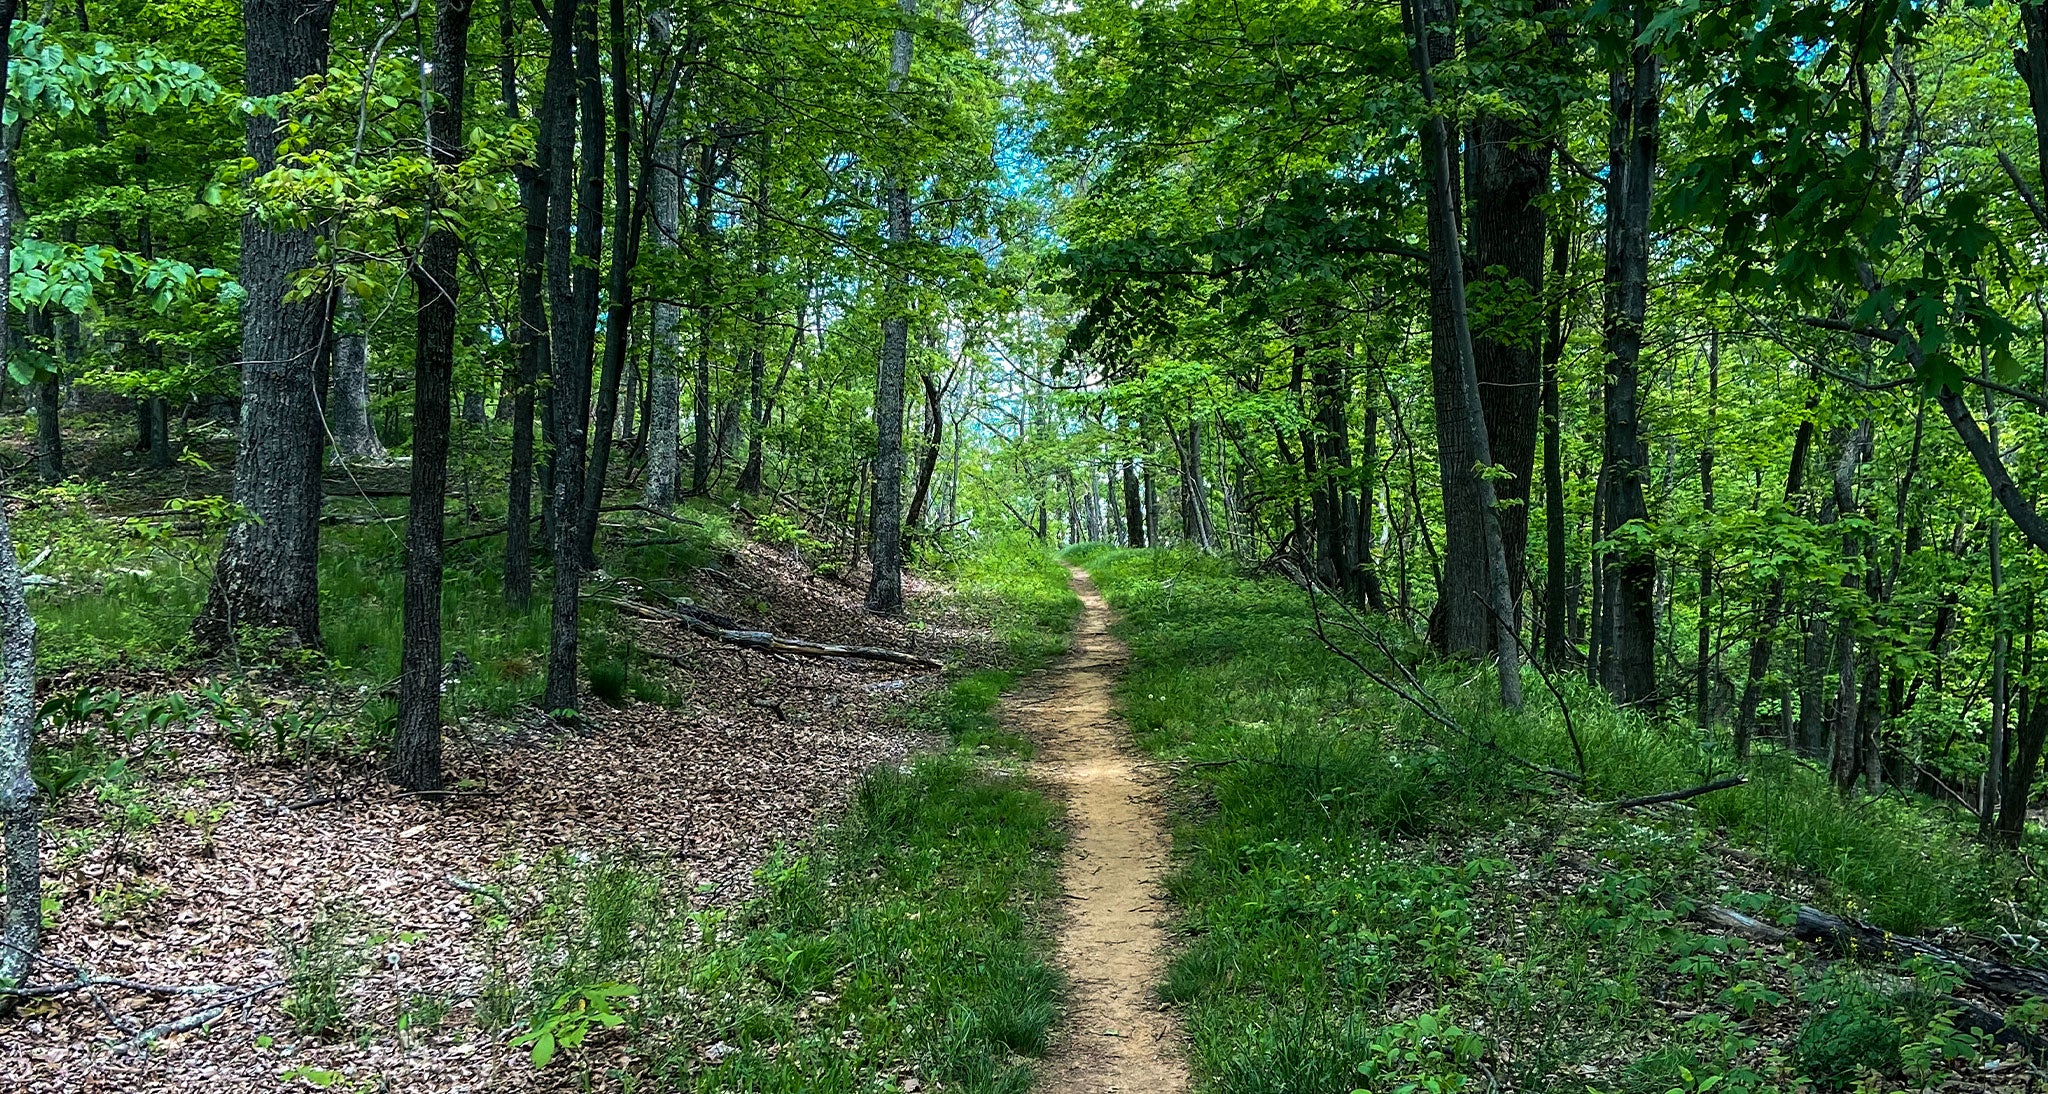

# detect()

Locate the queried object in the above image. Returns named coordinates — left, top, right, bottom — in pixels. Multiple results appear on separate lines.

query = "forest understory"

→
left=11, top=0, right=2048, bottom=1090
left=0, top=422, right=1077, bottom=1093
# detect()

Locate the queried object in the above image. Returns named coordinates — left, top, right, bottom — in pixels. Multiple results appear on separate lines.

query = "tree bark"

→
left=864, top=0, right=916, bottom=616
left=1540, top=218, right=1573, bottom=665
left=1121, top=459, right=1146, bottom=548
left=1595, top=27, right=1659, bottom=706
left=503, top=21, right=551, bottom=606
left=0, top=0, right=41, bottom=999
left=905, top=371, right=945, bottom=531
left=329, top=296, right=385, bottom=462
left=392, top=0, right=475, bottom=794
left=689, top=141, right=717, bottom=496
left=1466, top=101, right=1551, bottom=635
left=1409, top=0, right=1523, bottom=709
left=737, top=146, right=772, bottom=496
left=146, top=398, right=172, bottom=468
left=645, top=140, right=684, bottom=507
left=575, top=0, right=642, bottom=559
left=25, top=308, right=61, bottom=483
left=542, top=0, right=598, bottom=713
left=195, top=0, right=339, bottom=652
left=1696, top=333, right=1718, bottom=727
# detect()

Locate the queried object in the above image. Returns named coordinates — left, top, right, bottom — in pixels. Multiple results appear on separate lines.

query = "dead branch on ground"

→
left=1613, top=776, right=1746, bottom=810
left=599, top=597, right=943, bottom=671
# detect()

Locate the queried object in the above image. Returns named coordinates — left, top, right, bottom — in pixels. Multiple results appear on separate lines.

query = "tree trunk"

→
left=1696, top=333, right=1718, bottom=728
left=1122, top=459, right=1146, bottom=549
left=504, top=125, right=550, bottom=606
left=29, top=364, right=61, bottom=485
left=393, top=0, right=475, bottom=794
left=1307, top=325, right=1351, bottom=590
left=1466, top=99, right=1551, bottom=636
left=0, top=0, right=42, bottom=998
left=1595, top=30, right=1659, bottom=706
left=576, top=0, right=642, bottom=559
left=1410, top=0, right=1523, bottom=709
left=1357, top=379, right=1386, bottom=609
left=1998, top=686, right=2048, bottom=846
left=690, top=142, right=717, bottom=496
left=646, top=140, right=684, bottom=507
left=1985, top=388, right=2010, bottom=827
left=542, top=0, right=596, bottom=714
left=146, top=398, right=172, bottom=468
left=905, top=371, right=944, bottom=532
left=195, top=0, right=339, bottom=652
left=864, top=0, right=916, bottom=616
left=329, top=296, right=385, bottom=462
left=737, top=147, right=771, bottom=496
left=1799, top=614, right=1830, bottom=758
left=1540, top=218, right=1573, bottom=664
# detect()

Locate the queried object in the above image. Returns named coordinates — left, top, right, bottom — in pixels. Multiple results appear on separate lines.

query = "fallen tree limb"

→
left=1791, top=905, right=2048, bottom=1000
left=1614, top=776, right=1747, bottom=810
left=1697, top=904, right=2048, bottom=999
left=1, top=973, right=241, bottom=999
left=598, top=597, right=943, bottom=671
left=1692, top=906, right=2047, bottom=1055
left=116, top=979, right=283, bottom=1054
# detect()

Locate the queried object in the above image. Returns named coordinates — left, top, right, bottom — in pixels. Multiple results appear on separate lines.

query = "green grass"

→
left=474, top=534, right=1081, bottom=1091
left=1068, top=544, right=2042, bottom=1094
left=20, top=473, right=738, bottom=721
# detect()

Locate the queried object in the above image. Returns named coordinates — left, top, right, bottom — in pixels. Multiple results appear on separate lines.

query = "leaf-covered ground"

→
left=5, top=537, right=1022, bottom=1093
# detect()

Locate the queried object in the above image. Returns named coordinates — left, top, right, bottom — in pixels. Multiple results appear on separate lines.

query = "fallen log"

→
left=1790, top=905, right=2048, bottom=1000
left=1614, top=776, right=1747, bottom=810
left=1698, top=904, right=2048, bottom=999
left=1692, top=906, right=2048, bottom=1055
left=598, top=597, right=943, bottom=671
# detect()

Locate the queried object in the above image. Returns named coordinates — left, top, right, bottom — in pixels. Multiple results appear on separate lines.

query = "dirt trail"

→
left=1019, top=567, right=1189, bottom=1094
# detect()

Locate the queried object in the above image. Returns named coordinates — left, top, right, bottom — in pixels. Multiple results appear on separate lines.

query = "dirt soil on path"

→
left=1023, top=568, right=1189, bottom=1094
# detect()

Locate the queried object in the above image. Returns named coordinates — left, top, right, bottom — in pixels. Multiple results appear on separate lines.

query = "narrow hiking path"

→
left=1018, top=567, right=1189, bottom=1094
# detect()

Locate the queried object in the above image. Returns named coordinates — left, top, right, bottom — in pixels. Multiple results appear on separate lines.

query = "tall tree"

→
left=541, top=0, right=596, bottom=713
left=0, top=0, right=39, bottom=999
left=194, top=0, right=340, bottom=651
left=865, top=0, right=916, bottom=615
left=392, top=0, right=477, bottom=793
left=505, top=0, right=548, bottom=606
left=645, top=137, right=684, bottom=507
left=1594, top=9, right=1659, bottom=706
left=1409, top=0, right=1523, bottom=710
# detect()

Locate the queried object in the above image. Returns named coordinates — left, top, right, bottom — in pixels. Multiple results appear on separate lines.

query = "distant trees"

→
left=1023, top=0, right=2048, bottom=837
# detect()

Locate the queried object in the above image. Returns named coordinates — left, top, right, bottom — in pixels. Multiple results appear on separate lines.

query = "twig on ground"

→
left=115, top=980, right=284, bottom=1054
left=1613, top=776, right=1746, bottom=810
left=1, top=973, right=241, bottom=1000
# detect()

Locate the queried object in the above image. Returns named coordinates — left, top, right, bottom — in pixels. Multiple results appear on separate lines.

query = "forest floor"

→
left=1019, top=568, right=1187, bottom=1094
left=3, top=534, right=997, bottom=1093
left=1068, top=545, right=2048, bottom=1094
